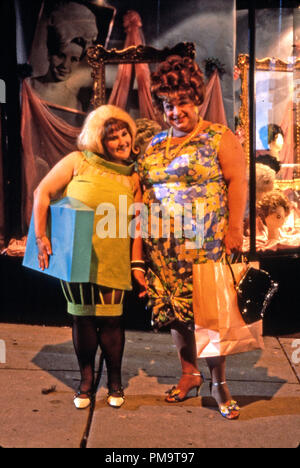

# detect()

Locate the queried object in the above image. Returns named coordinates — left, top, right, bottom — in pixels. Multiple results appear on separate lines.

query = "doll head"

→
left=255, top=163, right=276, bottom=200
left=257, top=190, right=291, bottom=232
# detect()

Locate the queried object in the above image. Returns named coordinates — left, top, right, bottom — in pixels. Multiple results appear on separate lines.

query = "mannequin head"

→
left=257, top=190, right=291, bottom=239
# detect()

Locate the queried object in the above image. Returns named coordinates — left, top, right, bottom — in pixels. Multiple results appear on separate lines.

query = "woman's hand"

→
left=132, top=270, right=147, bottom=298
left=224, top=227, right=243, bottom=255
left=36, top=236, right=52, bottom=270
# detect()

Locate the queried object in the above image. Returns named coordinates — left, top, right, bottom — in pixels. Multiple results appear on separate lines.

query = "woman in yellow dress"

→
left=137, top=56, right=247, bottom=419
left=33, top=105, right=146, bottom=409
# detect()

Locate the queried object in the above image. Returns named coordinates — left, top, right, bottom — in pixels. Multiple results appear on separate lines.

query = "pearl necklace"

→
left=165, top=117, right=203, bottom=160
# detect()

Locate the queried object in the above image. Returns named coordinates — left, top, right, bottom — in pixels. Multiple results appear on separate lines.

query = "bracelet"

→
left=131, top=267, right=146, bottom=273
left=131, top=260, right=146, bottom=273
left=131, top=260, right=145, bottom=267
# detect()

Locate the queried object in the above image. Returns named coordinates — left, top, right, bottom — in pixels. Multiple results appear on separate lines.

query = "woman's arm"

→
left=33, top=151, right=80, bottom=269
left=131, top=172, right=147, bottom=297
left=131, top=172, right=144, bottom=260
left=218, top=129, right=248, bottom=254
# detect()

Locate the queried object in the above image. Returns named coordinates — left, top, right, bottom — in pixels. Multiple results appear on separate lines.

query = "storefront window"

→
left=237, top=4, right=300, bottom=254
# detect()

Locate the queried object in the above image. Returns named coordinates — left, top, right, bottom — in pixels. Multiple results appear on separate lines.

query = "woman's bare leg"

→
left=206, top=356, right=233, bottom=404
left=169, top=321, right=203, bottom=398
left=171, top=321, right=198, bottom=373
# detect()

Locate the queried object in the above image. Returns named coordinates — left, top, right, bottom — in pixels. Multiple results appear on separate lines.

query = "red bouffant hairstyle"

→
left=150, top=55, right=205, bottom=112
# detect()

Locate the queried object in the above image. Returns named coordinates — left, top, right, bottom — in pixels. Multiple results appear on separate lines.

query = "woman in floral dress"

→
left=137, top=56, right=247, bottom=419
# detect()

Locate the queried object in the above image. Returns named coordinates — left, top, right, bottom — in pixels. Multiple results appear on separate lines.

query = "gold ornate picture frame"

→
left=86, top=42, right=196, bottom=108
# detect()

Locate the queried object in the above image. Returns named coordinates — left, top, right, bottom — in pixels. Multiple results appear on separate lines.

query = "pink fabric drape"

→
left=108, top=11, right=156, bottom=121
left=109, top=10, right=227, bottom=128
left=21, top=80, right=81, bottom=229
left=199, top=69, right=228, bottom=126
left=0, top=107, right=5, bottom=248
left=279, top=100, right=295, bottom=180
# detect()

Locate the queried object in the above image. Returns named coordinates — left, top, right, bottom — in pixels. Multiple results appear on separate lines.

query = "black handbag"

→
left=226, top=256, right=279, bottom=324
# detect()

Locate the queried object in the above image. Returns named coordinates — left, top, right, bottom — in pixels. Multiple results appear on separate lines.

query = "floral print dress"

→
left=137, top=123, right=229, bottom=330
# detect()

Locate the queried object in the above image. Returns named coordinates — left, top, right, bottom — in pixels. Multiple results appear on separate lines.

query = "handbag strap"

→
left=224, top=254, right=249, bottom=289
left=224, top=255, right=238, bottom=288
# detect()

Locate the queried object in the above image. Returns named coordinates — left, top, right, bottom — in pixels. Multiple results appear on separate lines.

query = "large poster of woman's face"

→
left=28, top=0, right=115, bottom=124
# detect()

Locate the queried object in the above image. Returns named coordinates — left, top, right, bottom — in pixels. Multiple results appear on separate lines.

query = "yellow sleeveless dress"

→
left=62, top=151, right=136, bottom=317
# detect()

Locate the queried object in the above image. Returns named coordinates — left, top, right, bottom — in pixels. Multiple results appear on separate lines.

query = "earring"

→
left=163, top=113, right=167, bottom=122
left=194, top=106, right=199, bottom=116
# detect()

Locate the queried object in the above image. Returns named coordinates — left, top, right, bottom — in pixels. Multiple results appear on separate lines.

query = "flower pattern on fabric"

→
left=137, top=123, right=229, bottom=329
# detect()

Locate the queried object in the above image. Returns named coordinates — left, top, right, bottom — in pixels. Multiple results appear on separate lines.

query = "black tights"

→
left=72, top=315, right=125, bottom=394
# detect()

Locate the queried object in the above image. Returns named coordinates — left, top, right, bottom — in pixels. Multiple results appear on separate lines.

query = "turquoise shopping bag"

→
left=23, top=197, right=94, bottom=282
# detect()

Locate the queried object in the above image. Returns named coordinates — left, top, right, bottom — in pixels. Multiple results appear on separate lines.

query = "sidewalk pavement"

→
left=0, top=323, right=299, bottom=449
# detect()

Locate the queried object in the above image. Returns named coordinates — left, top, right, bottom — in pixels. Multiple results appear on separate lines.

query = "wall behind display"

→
left=15, top=0, right=236, bottom=127
left=108, top=0, right=236, bottom=130
left=236, top=7, right=295, bottom=59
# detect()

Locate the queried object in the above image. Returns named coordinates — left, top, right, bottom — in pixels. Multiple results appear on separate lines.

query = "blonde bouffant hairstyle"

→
left=77, top=105, right=138, bottom=156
